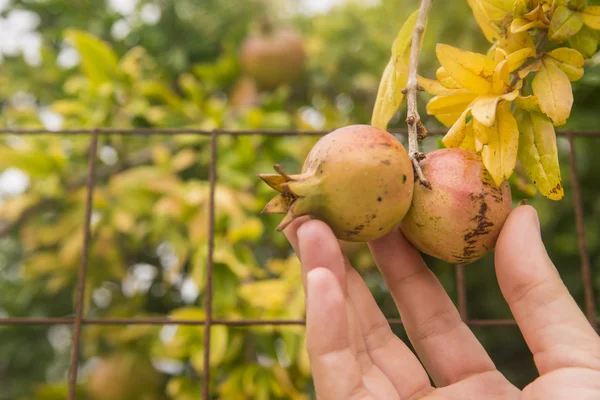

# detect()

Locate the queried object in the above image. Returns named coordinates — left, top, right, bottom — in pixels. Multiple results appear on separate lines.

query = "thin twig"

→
left=406, top=0, right=433, bottom=189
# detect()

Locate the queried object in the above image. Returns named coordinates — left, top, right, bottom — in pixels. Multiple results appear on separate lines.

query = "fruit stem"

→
left=406, top=0, right=433, bottom=190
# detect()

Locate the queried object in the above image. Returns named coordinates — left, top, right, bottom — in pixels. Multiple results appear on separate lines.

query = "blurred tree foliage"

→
left=0, top=0, right=599, bottom=399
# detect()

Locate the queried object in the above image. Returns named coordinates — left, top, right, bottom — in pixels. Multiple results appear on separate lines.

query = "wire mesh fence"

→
left=0, top=127, right=598, bottom=400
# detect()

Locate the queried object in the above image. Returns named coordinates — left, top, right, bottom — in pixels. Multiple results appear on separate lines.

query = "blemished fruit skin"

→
left=240, top=28, right=305, bottom=90
left=259, top=125, right=414, bottom=242
left=400, top=148, right=512, bottom=264
left=87, top=352, right=161, bottom=400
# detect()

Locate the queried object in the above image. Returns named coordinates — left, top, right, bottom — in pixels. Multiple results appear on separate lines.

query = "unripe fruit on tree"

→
left=400, top=148, right=512, bottom=264
left=240, top=26, right=305, bottom=90
left=87, top=352, right=161, bottom=400
left=259, top=124, right=414, bottom=242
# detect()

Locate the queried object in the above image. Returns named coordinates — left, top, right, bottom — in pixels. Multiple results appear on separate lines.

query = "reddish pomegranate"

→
left=401, top=148, right=512, bottom=264
left=259, top=125, right=414, bottom=242
left=87, top=352, right=161, bottom=400
left=240, top=25, right=305, bottom=90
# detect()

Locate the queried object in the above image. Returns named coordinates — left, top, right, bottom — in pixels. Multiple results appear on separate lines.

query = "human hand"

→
left=283, top=205, right=600, bottom=399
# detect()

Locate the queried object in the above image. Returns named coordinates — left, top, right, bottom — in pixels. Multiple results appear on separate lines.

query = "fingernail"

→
left=530, top=206, right=541, bottom=233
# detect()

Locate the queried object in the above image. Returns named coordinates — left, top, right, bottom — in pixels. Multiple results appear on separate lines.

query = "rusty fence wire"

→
left=0, top=127, right=598, bottom=399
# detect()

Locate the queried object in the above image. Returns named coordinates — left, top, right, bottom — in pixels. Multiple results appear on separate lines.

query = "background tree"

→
left=0, top=0, right=599, bottom=399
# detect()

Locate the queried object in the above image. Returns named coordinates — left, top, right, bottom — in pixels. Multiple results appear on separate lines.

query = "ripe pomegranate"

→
left=400, top=148, right=512, bottom=264
left=259, top=125, right=414, bottom=242
left=240, top=23, right=305, bottom=90
left=87, top=352, right=162, bottom=400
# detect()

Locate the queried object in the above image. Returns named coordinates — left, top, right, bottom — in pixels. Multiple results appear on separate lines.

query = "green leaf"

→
left=190, top=325, right=229, bottom=370
left=569, top=25, right=599, bottom=59
left=0, top=147, right=59, bottom=177
left=516, top=109, right=564, bottom=200
left=64, top=29, right=120, bottom=85
left=548, top=6, right=584, bottom=42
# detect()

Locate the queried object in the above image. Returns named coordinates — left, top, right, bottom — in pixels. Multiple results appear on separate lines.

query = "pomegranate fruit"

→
left=87, top=352, right=161, bottom=400
left=259, top=125, right=414, bottom=242
left=240, top=25, right=305, bottom=90
left=400, top=148, right=512, bottom=264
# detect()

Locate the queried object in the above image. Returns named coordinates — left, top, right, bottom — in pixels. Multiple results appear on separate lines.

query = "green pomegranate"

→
left=259, top=124, right=414, bottom=242
left=401, top=148, right=512, bottom=264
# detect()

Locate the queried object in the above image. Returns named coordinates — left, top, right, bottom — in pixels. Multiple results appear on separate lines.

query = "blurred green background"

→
left=0, top=0, right=599, bottom=398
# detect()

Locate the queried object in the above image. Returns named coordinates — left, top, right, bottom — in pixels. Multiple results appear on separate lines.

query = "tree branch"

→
left=406, top=0, right=433, bottom=190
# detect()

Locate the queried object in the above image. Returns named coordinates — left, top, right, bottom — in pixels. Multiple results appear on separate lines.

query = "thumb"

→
left=494, top=205, right=599, bottom=374
left=495, top=204, right=558, bottom=299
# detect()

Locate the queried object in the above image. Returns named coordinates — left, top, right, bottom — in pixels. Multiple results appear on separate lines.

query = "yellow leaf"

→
left=467, top=0, right=504, bottom=42
left=511, top=18, right=547, bottom=33
left=391, top=9, right=421, bottom=60
left=479, top=0, right=513, bottom=19
left=436, top=67, right=463, bottom=89
left=471, top=91, right=518, bottom=127
left=473, top=118, right=491, bottom=145
left=418, top=76, right=463, bottom=96
left=371, top=60, right=408, bottom=130
left=582, top=6, right=600, bottom=30
left=480, top=102, right=519, bottom=185
left=506, top=47, right=535, bottom=72
left=547, top=48, right=585, bottom=81
left=442, top=108, right=470, bottom=148
left=469, top=1, right=512, bottom=26
left=498, top=30, right=536, bottom=54
left=548, top=6, right=584, bottom=42
left=516, top=110, right=564, bottom=200
left=547, top=47, right=585, bottom=67
left=238, top=279, right=291, bottom=310
left=471, top=95, right=501, bottom=127
left=435, top=112, right=465, bottom=127
left=494, top=47, right=508, bottom=62
left=426, top=92, right=478, bottom=116
left=435, top=44, right=495, bottom=94
left=227, top=217, right=264, bottom=243
left=514, top=95, right=541, bottom=112
left=532, top=58, right=573, bottom=126
left=371, top=9, right=420, bottom=129
left=569, top=25, right=599, bottom=59
left=459, top=121, right=477, bottom=152
left=492, top=60, right=510, bottom=93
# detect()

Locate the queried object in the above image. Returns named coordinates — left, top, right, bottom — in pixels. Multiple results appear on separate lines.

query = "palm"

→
left=283, top=206, right=600, bottom=400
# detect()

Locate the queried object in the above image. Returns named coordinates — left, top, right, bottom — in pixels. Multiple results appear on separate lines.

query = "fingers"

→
left=288, top=220, right=403, bottom=399
left=346, top=266, right=434, bottom=399
left=369, top=227, right=498, bottom=387
left=305, top=267, right=373, bottom=399
left=495, top=205, right=600, bottom=375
